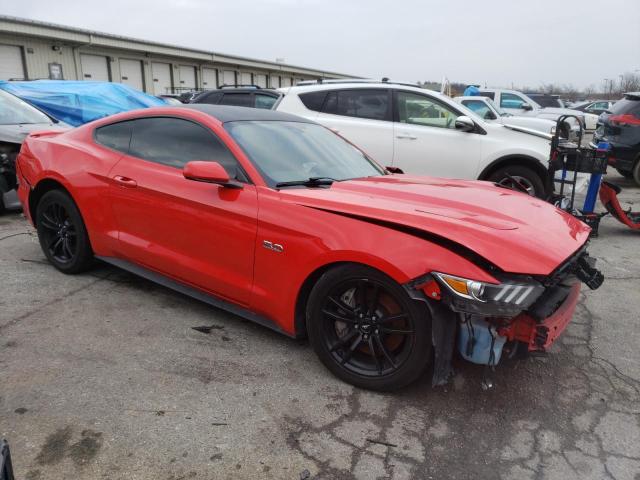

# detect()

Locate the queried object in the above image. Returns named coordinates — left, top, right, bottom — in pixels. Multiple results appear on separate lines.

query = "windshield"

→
left=224, top=121, right=385, bottom=187
left=0, top=89, right=53, bottom=125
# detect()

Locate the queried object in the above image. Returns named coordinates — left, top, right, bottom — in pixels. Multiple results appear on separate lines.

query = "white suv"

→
left=276, top=80, right=553, bottom=197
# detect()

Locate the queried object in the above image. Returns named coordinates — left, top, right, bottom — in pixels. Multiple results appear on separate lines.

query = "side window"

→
left=299, top=91, right=328, bottom=112
left=197, top=92, right=223, bottom=105
left=333, top=89, right=390, bottom=121
left=462, top=100, right=495, bottom=120
left=128, top=117, right=241, bottom=177
left=397, top=92, right=458, bottom=129
left=219, top=93, right=253, bottom=107
left=95, top=121, right=133, bottom=153
left=479, top=91, right=495, bottom=100
left=500, top=93, right=526, bottom=109
left=255, top=94, right=278, bottom=110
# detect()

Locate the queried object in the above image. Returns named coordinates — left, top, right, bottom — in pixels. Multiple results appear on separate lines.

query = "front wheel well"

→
left=478, top=156, right=550, bottom=195
left=294, top=262, right=351, bottom=339
left=28, top=179, right=72, bottom=226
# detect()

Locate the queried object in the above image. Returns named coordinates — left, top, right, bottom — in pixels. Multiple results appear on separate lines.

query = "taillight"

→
left=609, top=114, right=640, bottom=127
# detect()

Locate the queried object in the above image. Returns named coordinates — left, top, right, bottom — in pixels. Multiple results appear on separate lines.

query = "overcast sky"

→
left=3, top=0, right=639, bottom=89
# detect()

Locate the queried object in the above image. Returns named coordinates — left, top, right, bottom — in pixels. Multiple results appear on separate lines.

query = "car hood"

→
left=280, top=175, right=590, bottom=276
left=0, top=122, right=68, bottom=144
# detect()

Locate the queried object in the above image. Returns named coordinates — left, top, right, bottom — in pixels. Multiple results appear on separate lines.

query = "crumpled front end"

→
left=408, top=247, right=604, bottom=385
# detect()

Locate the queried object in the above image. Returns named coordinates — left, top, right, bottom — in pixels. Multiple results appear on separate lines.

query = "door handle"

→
left=396, top=133, right=417, bottom=140
left=113, top=175, right=137, bottom=188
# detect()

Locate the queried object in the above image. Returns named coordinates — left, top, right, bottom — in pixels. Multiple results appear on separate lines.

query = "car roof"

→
left=179, top=104, right=315, bottom=123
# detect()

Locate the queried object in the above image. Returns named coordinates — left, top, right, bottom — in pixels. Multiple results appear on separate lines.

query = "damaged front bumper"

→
left=408, top=249, right=603, bottom=386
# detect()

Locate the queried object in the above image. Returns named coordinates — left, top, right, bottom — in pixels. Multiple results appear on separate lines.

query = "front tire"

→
left=633, top=159, right=640, bottom=187
left=487, top=164, right=546, bottom=198
left=306, top=264, right=432, bottom=391
left=35, top=190, right=94, bottom=274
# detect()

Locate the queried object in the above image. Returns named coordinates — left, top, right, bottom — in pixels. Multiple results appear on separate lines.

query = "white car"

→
left=276, top=80, right=554, bottom=197
left=454, top=96, right=559, bottom=136
left=478, top=88, right=599, bottom=132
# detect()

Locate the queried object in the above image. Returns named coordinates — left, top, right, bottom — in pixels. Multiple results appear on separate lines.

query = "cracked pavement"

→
left=1, top=172, right=639, bottom=479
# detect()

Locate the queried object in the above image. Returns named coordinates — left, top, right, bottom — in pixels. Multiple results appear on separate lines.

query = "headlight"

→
left=432, top=272, right=545, bottom=317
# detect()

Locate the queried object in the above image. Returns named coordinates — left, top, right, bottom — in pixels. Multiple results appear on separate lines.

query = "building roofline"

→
left=0, top=14, right=356, bottom=78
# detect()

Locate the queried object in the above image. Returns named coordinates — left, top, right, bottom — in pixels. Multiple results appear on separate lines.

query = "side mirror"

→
left=521, top=103, right=533, bottom=111
left=385, top=166, right=404, bottom=174
left=454, top=115, right=476, bottom=132
left=484, top=110, right=497, bottom=120
left=183, top=161, right=242, bottom=188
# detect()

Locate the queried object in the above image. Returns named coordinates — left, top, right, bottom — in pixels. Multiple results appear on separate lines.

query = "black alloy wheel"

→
left=36, top=190, right=94, bottom=273
left=307, top=264, right=432, bottom=391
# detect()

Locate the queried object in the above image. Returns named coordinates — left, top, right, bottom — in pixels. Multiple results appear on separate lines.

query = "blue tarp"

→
left=0, top=80, right=167, bottom=127
left=463, top=85, right=480, bottom=96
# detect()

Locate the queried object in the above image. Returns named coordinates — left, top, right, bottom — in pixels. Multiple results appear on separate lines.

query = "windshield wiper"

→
left=275, top=177, right=339, bottom=188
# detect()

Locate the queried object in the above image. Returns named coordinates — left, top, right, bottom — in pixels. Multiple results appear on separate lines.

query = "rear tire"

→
left=633, top=160, right=640, bottom=187
left=306, top=264, right=432, bottom=391
left=487, top=164, right=546, bottom=198
left=615, top=168, right=633, bottom=179
left=35, top=190, right=94, bottom=274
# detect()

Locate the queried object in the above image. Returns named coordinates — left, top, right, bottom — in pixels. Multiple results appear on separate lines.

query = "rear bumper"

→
left=498, top=282, right=581, bottom=352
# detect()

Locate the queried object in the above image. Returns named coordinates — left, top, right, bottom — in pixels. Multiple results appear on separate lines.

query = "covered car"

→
left=0, top=80, right=167, bottom=127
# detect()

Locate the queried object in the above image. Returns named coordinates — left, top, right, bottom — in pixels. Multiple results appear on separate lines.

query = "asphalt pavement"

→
left=1, top=172, right=639, bottom=480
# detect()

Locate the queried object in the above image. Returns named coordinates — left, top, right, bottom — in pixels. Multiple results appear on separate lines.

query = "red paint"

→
left=609, top=114, right=640, bottom=126
left=16, top=107, right=590, bottom=336
left=498, top=283, right=581, bottom=351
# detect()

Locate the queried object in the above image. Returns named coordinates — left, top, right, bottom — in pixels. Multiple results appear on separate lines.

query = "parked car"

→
left=276, top=80, right=554, bottom=197
left=574, top=100, right=616, bottom=116
left=16, top=104, right=602, bottom=391
left=0, top=89, right=68, bottom=212
left=478, top=88, right=599, bottom=131
left=454, top=95, right=558, bottom=136
left=191, top=86, right=282, bottom=109
left=593, top=92, right=640, bottom=184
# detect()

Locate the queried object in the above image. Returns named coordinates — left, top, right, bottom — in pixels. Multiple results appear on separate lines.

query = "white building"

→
left=0, top=15, right=351, bottom=95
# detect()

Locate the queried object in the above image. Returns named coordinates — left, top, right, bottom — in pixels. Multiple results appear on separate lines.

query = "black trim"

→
left=96, top=256, right=293, bottom=338
left=301, top=206, right=500, bottom=274
left=92, top=114, right=253, bottom=184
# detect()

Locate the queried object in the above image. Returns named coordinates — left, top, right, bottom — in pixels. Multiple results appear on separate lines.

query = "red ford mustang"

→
left=15, top=105, right=603, bottom=390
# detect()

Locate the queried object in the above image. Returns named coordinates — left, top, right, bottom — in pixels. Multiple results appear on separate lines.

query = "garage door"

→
left=222, top=70, right=236, bottom=86
left=119, top=59, right=144, bottom=91
left=269, top=75, right=280, bottom=88
left=254, top=74, right=267, bottom=88
left=202, top=68, right=217, bottom=90
left=0, top=45, right=25, bottom=80
left=178, top=65, right=196, bottom=89
left=80, top=54, right=110, bottom=81
left=281, top=77, right=292, bottom=87
left=240, top=72, right=252, bottom=85
left=151, top=62, right=172, bottom=95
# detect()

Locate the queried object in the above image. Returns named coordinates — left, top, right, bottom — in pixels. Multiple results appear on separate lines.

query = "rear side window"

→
left=299, top=91, right=328, bottom=112
left=479, top=91, right=495, bottom=100
left=255, top=94, right=278, bottom=109
left=335, top=89, right=390, bottom=121
left=95, top=121, right=132, bottom=153
left=195, top=91, right=223, bottom=105
left=128, top=117, right=240, bottom=176
left=220, top=93, right=253, bottom=107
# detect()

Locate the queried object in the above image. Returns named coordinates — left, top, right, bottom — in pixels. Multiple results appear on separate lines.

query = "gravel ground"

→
left=1, top=172, right=639, bottom=480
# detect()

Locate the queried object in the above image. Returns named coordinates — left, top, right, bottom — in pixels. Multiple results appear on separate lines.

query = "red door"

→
left=107, top=116, right=258, bottom=306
